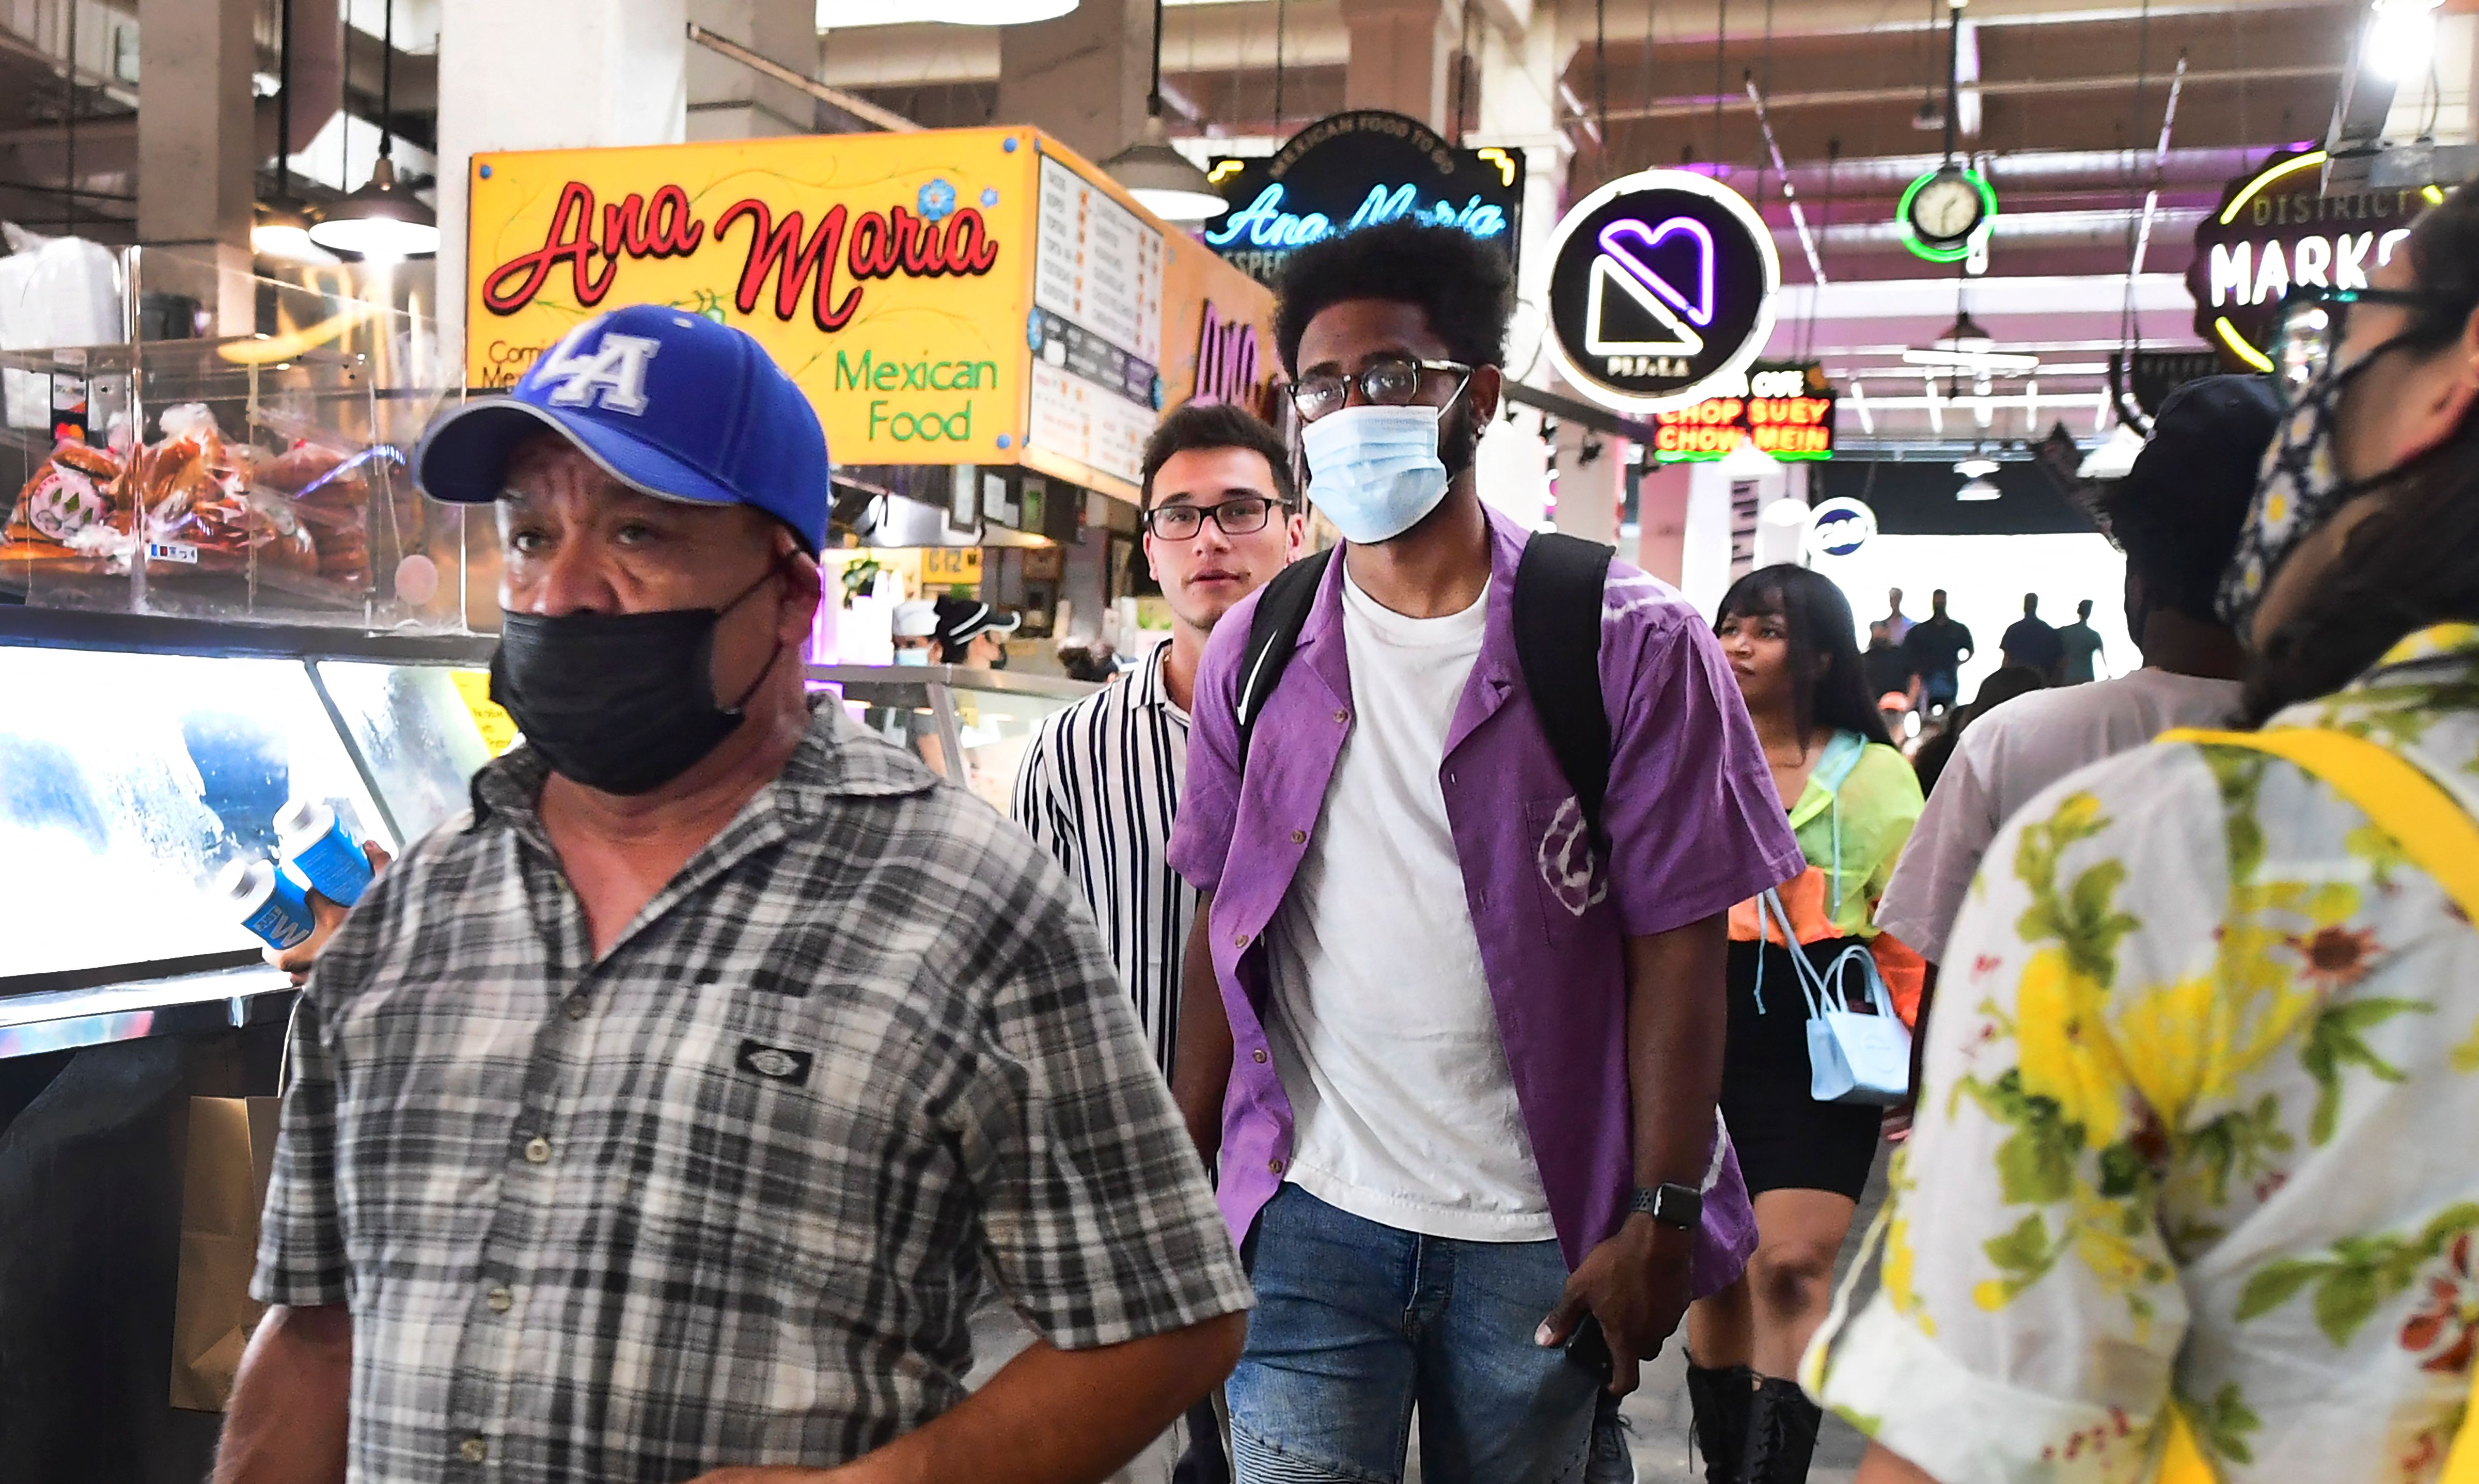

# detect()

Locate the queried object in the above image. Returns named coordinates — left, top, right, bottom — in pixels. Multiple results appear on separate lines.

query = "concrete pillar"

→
left=1550, top=422, right=1623, bottom=545
left=1342, top=0, right=1461, bottom=132
left=995, top=0, right=1152, bottom=167
left=435, top=0, right=689, bottom=378
left=1634, top=460, right=1691, bottom=583
left=687, top=0, right=817, bottom=140
left=137, top=0, right=256, bottom=333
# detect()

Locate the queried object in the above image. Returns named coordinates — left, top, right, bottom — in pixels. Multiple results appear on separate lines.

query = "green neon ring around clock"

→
left=1897, top=165, right=2000, bottom=264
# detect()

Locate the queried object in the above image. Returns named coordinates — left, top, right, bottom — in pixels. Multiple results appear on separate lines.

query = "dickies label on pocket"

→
left=735, top=1039, right=813, bottom=1085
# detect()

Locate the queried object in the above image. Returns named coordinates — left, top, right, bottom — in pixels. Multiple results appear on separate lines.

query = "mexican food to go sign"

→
left=466, top=128, right=1267, bottom=496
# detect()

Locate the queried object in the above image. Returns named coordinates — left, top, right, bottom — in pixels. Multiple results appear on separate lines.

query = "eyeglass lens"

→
left=2275, top=297, right=2345, bottom=401
left=1151, top=498, right=1274, bottom=538
left=1293, top=360, right=1429, bottom=420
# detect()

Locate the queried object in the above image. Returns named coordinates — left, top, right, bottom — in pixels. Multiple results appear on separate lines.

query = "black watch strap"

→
left=1629, top=1182, right=1704, bottom=1229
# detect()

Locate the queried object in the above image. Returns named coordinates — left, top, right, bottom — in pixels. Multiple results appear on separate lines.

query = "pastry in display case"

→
left=3, top=437, right=135, bottom=573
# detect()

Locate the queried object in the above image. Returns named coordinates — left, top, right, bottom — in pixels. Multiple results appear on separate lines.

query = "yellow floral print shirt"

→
left=1810, top=623, right=2479, bottom=1484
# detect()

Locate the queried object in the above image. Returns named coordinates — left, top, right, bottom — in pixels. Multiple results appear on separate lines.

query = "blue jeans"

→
left=1228, top=1186, right=1600, bottom=1484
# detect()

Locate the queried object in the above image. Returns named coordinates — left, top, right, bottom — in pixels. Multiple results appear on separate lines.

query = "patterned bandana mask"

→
left=2215, top=344, right=2403, bottom=644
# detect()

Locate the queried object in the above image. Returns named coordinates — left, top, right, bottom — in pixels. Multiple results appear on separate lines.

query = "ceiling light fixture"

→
left=254, top=0, right=335, bottom=263
left=1955, top=474, right=2001, bottom=501
left=1102, top=0, right=1226, bottom=222
left=309, top=0, right=438, bottom=259
left=1954, top=453, right=1999, bottom=479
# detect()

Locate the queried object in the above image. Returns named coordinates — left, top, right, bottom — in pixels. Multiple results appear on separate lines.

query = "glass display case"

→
left=1, top=250, right=464, bottom=632
left=809, top=663, right=1097, bottom=814
left=0, top=606, right=497, bottom=1056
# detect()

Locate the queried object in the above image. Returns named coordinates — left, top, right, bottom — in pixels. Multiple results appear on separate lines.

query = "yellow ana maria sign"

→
left=466, top=127, right=1276, bottom=500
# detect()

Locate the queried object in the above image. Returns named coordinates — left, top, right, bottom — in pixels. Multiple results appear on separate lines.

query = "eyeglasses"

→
left=1288, top=357, right=1471, bottom=422
left=2270, top=285, right=2459, bottom=401
left=1143, top=495, right=1289, bottom=540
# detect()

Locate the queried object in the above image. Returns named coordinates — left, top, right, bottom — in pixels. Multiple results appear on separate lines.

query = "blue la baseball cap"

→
left=413, top=305, right=829, bottom=552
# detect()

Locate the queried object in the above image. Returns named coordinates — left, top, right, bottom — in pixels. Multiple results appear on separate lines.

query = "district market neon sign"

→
left=2190, top=150, right=2443, bottom=372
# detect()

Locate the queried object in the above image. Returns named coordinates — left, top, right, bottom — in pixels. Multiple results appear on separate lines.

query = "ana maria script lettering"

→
left=1205, top=182, right=1508, bottom=251
left=480, top=179, right=1001, bottom=326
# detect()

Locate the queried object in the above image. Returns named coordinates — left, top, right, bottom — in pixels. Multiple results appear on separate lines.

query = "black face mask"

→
left=490, top=567, right=784, bottom=796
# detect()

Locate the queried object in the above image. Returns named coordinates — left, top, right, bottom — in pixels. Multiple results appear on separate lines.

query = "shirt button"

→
left=1251, top=1048, right=1268, bottom=1063
left=562, top=993, right=589, bottom=1020
left=1333, top=708, right=1349, bottom=724
left=1267, top=1158, right=1285, bottom=1174
left=1289, top=829, right=1306, bottom=844
left=522, top=1136, right=551, bottom=1164
left=486, top=1284, right=513, bottom=1313
left=1233, top=933, right=1249, bottom=948
left=459, top=1437, right=488, bottom=1463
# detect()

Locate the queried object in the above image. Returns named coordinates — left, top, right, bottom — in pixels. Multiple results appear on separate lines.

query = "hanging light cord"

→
left=277, top=0, right=294, bottom=199
left=1149, top=0, right=1166, bottom=118
left=379, top=0, right=397, bottom=162
left=1273, top=0, right=1286, bottom=131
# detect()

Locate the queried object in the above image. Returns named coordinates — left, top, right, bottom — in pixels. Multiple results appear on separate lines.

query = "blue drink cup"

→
left=274, top=800, right=373, bottom=907
left=219, top=859, right=318, bottom=951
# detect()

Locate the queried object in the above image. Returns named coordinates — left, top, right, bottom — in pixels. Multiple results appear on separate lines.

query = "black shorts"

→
left=1720, top=939, right=1884, bottom=1202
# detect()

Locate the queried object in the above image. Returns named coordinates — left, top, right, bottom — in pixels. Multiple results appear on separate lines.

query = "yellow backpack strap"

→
left=2158, top=726, right=2479, bottom=1484
left=2161, top=728, right=2479, bottom=925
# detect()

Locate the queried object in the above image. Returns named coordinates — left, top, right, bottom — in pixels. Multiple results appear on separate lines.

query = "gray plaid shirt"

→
left=254, top=703, right=1250, bottom=1482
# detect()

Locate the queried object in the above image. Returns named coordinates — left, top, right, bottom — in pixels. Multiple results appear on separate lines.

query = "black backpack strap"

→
left=1235, top=548, right=1336, bottom=771
left=1512, top=532, right=1615, bottom=847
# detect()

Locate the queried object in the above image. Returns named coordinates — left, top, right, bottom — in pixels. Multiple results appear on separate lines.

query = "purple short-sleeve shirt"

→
left=1166, top=506, right=1803, bottom=1284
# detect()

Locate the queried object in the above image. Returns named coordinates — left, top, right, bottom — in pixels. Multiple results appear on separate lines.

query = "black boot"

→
left=1684, top=1363, right=1754, bottom=1484
left=1743, top=1375, right=1823, bottom=1483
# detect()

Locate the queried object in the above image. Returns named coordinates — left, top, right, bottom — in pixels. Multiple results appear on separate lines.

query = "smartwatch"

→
left=1629, top=1182, right=1704, bottom=1230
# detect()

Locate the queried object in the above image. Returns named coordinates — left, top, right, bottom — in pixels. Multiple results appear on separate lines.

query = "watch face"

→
left=1910, top=177, right=1983, bottom=243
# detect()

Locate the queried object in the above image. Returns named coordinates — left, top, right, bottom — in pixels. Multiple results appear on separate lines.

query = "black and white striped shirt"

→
left=1011, top=639, right=1191, bottom=1075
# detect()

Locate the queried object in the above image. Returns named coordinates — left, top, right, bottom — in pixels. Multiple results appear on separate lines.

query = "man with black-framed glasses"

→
left=1012, top=398, right=1304, bottom=1484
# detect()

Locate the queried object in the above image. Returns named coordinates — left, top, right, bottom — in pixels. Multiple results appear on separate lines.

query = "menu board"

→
left=1028, top=154, right=1165, bottom=486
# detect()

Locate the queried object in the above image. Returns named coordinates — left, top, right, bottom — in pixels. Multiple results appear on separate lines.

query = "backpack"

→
left=1234, top=532, right=1617, bottom=845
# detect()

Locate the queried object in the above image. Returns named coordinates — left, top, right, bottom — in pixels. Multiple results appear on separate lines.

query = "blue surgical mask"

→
left=1301, top=402, right=1454, bottom=545
left=892, top=648, right=930, bottom=667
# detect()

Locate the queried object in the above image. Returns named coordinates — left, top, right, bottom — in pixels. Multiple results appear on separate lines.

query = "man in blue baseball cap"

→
left=216, top=306, right=1253, bottom=1484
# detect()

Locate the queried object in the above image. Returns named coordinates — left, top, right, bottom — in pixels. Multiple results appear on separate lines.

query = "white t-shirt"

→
left=1876, top=667, right=2245, bottom=964
left=1263, top=570, right=1555, bottom=1242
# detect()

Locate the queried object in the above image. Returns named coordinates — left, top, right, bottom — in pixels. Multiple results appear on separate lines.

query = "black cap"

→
left=933, top=595, right=1021, bottom=648
left=2127, top=375, right=2281, bottom=502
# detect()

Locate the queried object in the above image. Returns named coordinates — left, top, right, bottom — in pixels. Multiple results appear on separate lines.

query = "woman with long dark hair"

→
left=1812, top=186, right=2479, bottom=1484
left=1684, top=565, right=1924, bottom=1484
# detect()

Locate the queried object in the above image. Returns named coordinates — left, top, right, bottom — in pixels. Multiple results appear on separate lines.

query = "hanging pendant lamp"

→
left=1102, top=0, right=1225, bottom=224
left=254, top=0, right=334, bottom=262
left=310, top=0, right=437, bottom=259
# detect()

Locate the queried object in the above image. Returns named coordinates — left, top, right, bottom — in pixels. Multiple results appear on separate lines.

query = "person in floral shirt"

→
left=1813, top=184, right=2479, bottom=1482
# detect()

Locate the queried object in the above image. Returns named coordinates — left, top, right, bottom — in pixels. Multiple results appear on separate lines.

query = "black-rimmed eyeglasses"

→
left=1143, top=495, right=1289, bottom=541
left=1288, top=357, right=1471, bottom=422
left=2270, top=284, right=2464, bottom=401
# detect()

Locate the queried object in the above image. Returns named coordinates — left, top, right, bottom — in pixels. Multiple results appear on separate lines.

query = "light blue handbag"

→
left=1752, top=888, right=1913, bottom=1107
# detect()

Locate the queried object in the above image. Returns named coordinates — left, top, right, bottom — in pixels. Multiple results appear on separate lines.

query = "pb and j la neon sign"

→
left=1204, top=183, right=1511, bottom=250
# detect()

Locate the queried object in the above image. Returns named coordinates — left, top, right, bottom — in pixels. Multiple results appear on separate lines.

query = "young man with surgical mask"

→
left=215, top=306, right=1253, bottom=1484
left=1166, top=221, right=1797, bottom=1484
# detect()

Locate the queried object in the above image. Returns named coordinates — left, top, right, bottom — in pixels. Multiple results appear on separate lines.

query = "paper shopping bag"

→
left=168, top=1096, right=280, bottom=1411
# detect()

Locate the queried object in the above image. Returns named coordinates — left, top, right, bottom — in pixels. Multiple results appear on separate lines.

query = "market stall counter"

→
left=0, top=604, right=496, bottom=1484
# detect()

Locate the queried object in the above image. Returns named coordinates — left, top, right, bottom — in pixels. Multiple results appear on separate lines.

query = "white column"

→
left=687, top=0, right=818, bottom=140
left=137, top=0, right=256, bottom=333
left=435, top=0, right=689, bottom=376
left=994, top=0, right=1152, bottom=167
left=1550, top=421, right=1623, bottom=545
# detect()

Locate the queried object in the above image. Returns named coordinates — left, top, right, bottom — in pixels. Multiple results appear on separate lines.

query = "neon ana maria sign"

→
left=1201, top=110, right=1523, bottom=287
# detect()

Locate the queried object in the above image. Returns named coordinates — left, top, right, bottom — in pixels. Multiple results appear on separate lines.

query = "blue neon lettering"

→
left=1205, top=182, right=1508, bottom=249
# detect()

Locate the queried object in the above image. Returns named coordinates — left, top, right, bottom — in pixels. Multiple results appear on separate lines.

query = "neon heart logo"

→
left=1598, top=217, right=1716, bottom=327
